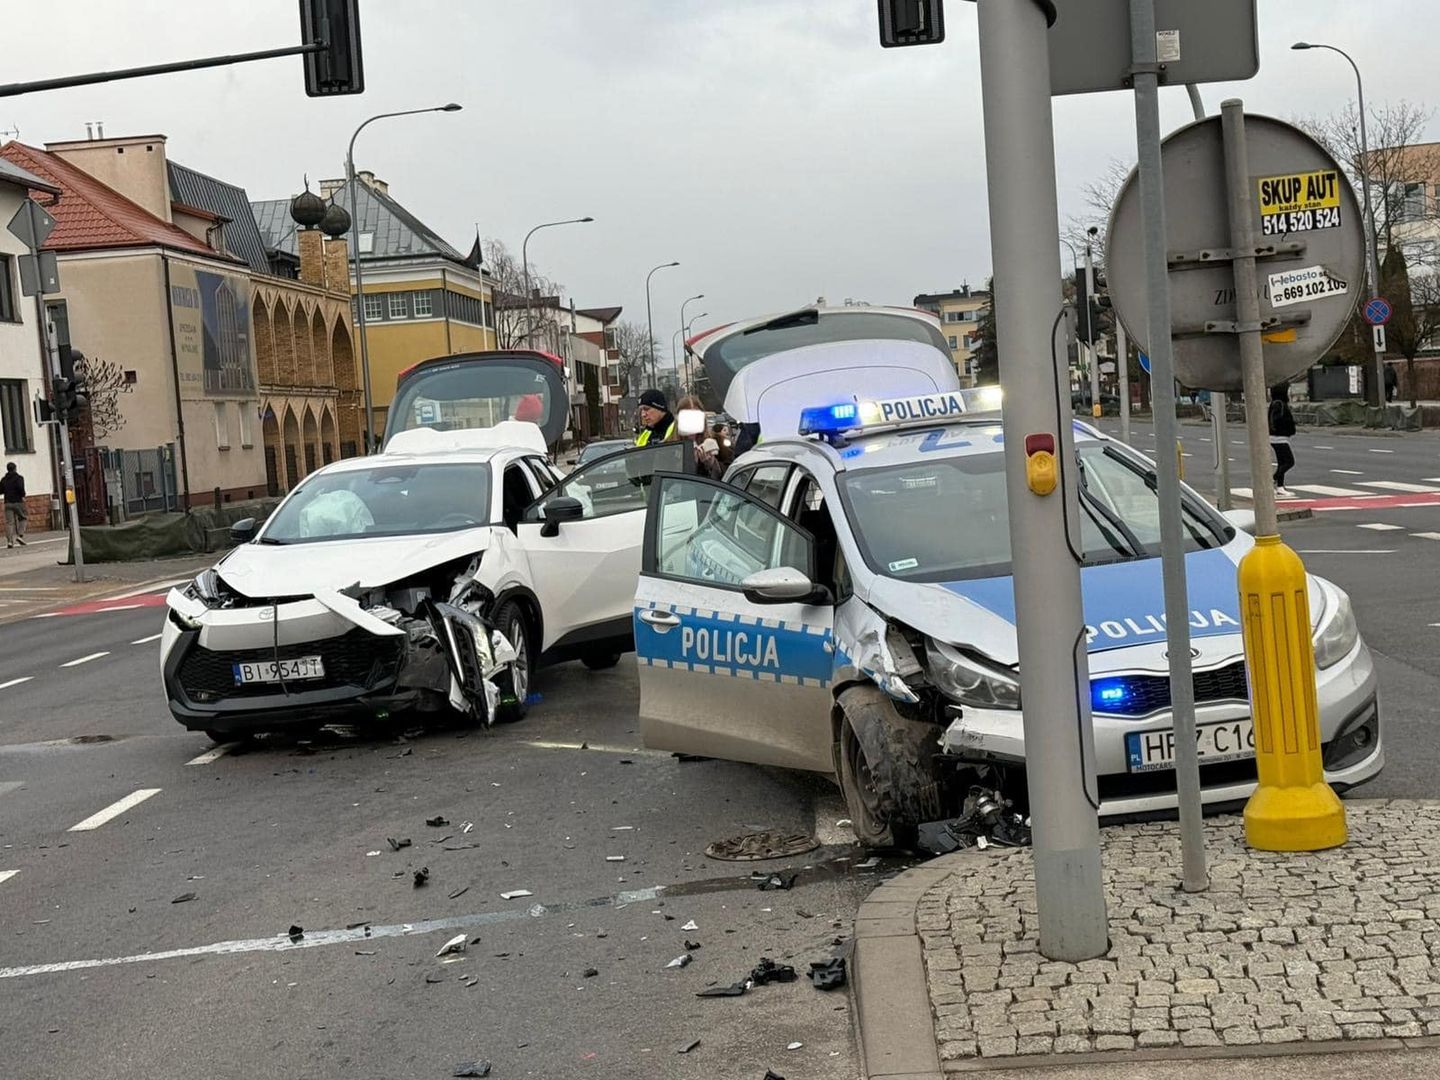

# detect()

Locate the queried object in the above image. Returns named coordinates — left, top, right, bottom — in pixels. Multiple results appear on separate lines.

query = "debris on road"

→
left=424, top=972, right=446, bottom=984
left=527, top=904, right=545, bottom=918
left=366, top=850, right=382, bottom=857
left=706, top=830, right=818, bottom=862
left=605, top=855, right=626, bottom=862
left=787, top=1041, right=804, bottom=1051
left=436, top=934, right=467, bottom=958
left=683, top=939, right=701, bottom=951
left=426, top=815, right=450, bottom=827
left=835, top=818, right=853, bottom=828
left=583, top=967, right=599, bottom=978
left=763, top=1072, right=786, bottom=1080
left=500, top=889, right=533, bottom=900
left=753, top=870, right=798, bottom=891
left=677, top=1038, right=701, bottom=1054
left=387, top=837, right=412, bottom=851
left=808, top=958, right=846, bottom=991
left=448, top=886, right=470, bottom=900
left=170, top=892, right=196, bottom=904
left=288, top=925, right=305, bottom=943
left=666, top=953, right=693, bottom=969
left=696, top=981, right=749, bottom=998
left=916, top=785, right=1032, bottom=855
left=461, top=821, right=474, bottom=834
left=413, top=867, right=430, bottom=888
left=854, top=857, right=880, bottom=870
left=680, top=920, right=698, bottom=932
left=749, top=958, right=796, bottom=986
left=452, top=1061, right=491, bottom=1077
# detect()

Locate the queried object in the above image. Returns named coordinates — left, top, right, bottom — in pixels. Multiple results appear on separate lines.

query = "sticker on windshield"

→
left=888, top=557, right=919, bottom=572
left=1267, top=265, right=1348, bottom=309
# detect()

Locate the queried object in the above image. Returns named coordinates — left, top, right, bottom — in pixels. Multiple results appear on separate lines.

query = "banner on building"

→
left=169, top=263, right=256, bottom=397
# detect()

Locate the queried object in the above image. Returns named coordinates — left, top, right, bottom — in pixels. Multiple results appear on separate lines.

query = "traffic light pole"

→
left=978, top=0, right=1108, bottom=961
left=41, top=320, right=84, bottom=583
left=1085, top=240, right=1102, bottom=418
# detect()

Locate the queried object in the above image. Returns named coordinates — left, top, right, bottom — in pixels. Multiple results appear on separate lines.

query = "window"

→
left=363, top=294, right=384, bottom=321
left=734, top=464, right=791, bottom=508
left=0, top=254, right=16, bottom=323
left=46, top=299, right=69, bottom=345
left=238, top=403, right=254, bottom=448
left=0, top=379, right=32, bottom=452
left=483, top=299, right=494, bottom=328
left=213, top=401, right=230, bottom=450
left=412, top=291, right=433, bottom=317
left=532, top=441, right=687, bottom=522
left=948, top=335, right=958, bottom=349
left=648, top=475, right=814, bottom=587
left=945, top=310, right=962, bottom=323
left=388, top=293, right=409, bottom=319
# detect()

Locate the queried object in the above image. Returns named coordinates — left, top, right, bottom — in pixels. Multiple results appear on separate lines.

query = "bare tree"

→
left=482, top=237, right=564, bottom=350
left=1381, top=246, right=1440, bottom=406
left=75, top=354, right=132, bottom=442
left=1065, top=157, right=1132, bottom=267
left=610, top=320, right=658, bottom=397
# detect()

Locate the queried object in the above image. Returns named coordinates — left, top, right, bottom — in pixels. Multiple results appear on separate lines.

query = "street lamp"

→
left=348, top=103, right=462, bottom=452
left=522, top=216, right=594, bottom=349
left=679, top=292, right=704, bottom=390
left=1292, top=41, right=1386, bottom=406
left=684, top=311, right=708, bottom=391
left=644, top=260, right=680, bottom=388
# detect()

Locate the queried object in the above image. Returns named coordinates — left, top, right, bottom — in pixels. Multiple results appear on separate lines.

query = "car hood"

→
left=215, top=527, right=496, bottom=599
left=864, top=542, right=1324, bottom=670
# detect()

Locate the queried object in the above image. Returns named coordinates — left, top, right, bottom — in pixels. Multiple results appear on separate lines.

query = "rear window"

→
left=388, top=358, right=561, bottom=442
left=702, top=311, right=950, bottom=402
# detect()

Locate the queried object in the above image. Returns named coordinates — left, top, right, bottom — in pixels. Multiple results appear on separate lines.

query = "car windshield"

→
left=260, top=462, right=492, bottom=544
left=702, top=311, right=951, bottom=402
left=578, top=440, right=627, bottom=465
left=388, top=359, right=559, bottom=442
left=838, top=444, right=1227, bottom=582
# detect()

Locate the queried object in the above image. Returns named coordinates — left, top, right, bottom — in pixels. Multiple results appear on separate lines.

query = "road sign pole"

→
left=42, top=319, right=85, bottom=583
left=1129, top=0, right=1206, bottom=892
left=978, top=0, right=1107, bottom=961
left=1085, top=241, right=1101, bottom=418
left=1220, top=100, right=1346, bottom=852
left=1117, top=321, right=1131, bottom=444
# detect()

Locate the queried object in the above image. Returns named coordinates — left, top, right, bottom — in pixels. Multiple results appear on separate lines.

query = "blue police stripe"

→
left=634, top=607, right=832, bottom=685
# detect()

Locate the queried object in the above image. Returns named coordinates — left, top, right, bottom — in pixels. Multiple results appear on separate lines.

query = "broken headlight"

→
left=1313, top=589, right=1358, bottom=670
left=924, top=639, right=1021, bottom=710
left=184, top=568, right=225, bottom=607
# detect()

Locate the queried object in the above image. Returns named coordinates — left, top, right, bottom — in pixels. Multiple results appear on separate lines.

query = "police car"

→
left=632, top=357, right=1381, bottom=847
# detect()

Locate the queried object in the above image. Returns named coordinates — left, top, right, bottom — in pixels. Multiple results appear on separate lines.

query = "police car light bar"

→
left=798, top=389, right=1004, bottom=441
left=798, top=401, right=859, bottom=437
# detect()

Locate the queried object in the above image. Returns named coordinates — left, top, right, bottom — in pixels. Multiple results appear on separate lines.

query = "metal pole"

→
left=1117, top=321, right=1131, bottom=444
left=36, top=308, right=83, bottom=582
left=521, top=231, right=534, bottom=349
left=644, top=261, right=679, bottom=389
left=1351, top=60, right=1387, bottom=414
left=978, top=0, right=1107, bottom=960
left=1187, top=84, right=1232, bottom=510
left=1085, top=239, right=1101, bottom=418
left=0, top=41, right=324, bottom=99
left=1130, top=0, right=1206, bottom=892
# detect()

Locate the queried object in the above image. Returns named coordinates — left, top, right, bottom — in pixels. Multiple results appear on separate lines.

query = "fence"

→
left=103, top=445, right=181, bottom=516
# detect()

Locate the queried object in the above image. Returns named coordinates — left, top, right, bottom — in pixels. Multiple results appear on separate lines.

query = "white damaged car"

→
left=161, top=351, right=690, bottom=739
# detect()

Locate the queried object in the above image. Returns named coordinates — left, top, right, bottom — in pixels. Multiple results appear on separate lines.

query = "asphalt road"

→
left=0, top=601, right=876, bottom=1080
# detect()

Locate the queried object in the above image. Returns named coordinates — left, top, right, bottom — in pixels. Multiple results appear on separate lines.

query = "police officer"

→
left=634, top=389, right=676, bottom=446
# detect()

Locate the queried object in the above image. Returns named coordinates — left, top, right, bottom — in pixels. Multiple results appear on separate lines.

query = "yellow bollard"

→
left=1239, top=535, right=1347, bottom=851
left=1092, top=402, right=1102, bottom=419
left=1176, top=440, right=1184, bottom=481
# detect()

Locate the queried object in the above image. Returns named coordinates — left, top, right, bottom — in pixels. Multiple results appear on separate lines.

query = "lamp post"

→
left=1060, top=239, right=1087, bottom=395
left=683, top=312, right=707, bottom=391
left=644, top=260, right=680, bottom=389
left=348, top=103, right=462, bottom=452
left=679, top=293, right=704, bottom=391
left=1292, top=42, right=1386, bottom=408
left=522, top=216, right=594, bottom=349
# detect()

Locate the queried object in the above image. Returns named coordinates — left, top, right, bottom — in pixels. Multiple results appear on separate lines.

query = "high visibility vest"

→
left=634, top=421, right=675, bottom=447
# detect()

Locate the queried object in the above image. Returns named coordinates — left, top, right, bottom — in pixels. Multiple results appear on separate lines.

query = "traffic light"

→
left=300, top=0, right=365, bottom=97
left=878, top=0, right=945, bottom=47
left=52, top=350, right=88, bottom=420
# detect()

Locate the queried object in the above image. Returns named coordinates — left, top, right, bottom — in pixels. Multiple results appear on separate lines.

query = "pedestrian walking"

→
left=1384, top=363, right=1398, bottom=403
left=633, top=389, right=676, bottom=446
left=2, top=462, right=27, bottom=548
left=1268, top=383, right=1297, bottom=498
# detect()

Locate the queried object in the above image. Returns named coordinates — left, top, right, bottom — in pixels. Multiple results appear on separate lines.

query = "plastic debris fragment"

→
left=808, top=958, right=847, bottom=991
left=452, top=1062, right=491, bottom=1078
left=500, top=889, right=533, bottom=900
left=666, top=953, right=693, bottom=969
left=436, top=934, right=467, bottom=957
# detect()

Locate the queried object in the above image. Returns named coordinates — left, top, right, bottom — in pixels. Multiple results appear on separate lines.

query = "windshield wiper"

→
left=255, top=536, right=289, bottom=545
left=741, top=307, right=818, bottom=335
left=1076, top=458, right=1144, bottom=558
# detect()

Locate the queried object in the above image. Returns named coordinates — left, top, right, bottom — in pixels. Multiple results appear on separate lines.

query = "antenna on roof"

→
left=95, top=120, right=104, bottom=138
left=0, top=124, right=19, bottom=141
left=84, top=122, right=93, bottom=140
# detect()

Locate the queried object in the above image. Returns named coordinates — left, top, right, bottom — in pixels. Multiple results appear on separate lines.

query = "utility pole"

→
left=1085, top=234, right=1101, bottom=418
left=42, top=318, right=85, bottom=583
left=1117, top=321, right=1131, bottom=444
left=978, top=0, right=1108, bottom=960
left=1129, top=0, right=1205, bottom=891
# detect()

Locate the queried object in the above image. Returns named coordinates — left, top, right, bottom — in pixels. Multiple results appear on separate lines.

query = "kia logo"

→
left=1162, top=647, right=1201, bottom=660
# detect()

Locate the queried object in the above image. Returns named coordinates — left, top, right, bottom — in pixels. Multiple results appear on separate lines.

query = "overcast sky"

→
left=6, top=1, right=1436, bottom=368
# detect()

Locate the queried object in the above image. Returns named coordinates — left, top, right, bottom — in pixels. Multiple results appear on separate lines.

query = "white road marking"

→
left=0, top=781, right=24, bottom=797
left=60, top=652, right=109, bottom=668
left=68, top=788, right=161, bottom=832
left=1231, top=487, right=1252, bottom=499
left=1357, top=523, right=1404, bottom=531
left=186, top=744, right=238, bottom=766
left=104, top=579, right=189, bottom=601
left=1312, top=445, right=1335, bottom=450
left=0, top=884, right=665, bottom=981
left=1412, top=533, right=1440, bottom=541
left=0, top=870, right=18, bottom=887
left=130, top=633, right=163, bottom=645
left=0, top=677, right=33, bottom=690
left=1424, top=478, right=1440, bottom=484
left=1359, top=481, right=1440, bottom=493
left=1330, top=469, right=1365, bottom=475
left=1367, top=448, right=1396, bottom=454
left=1290, top=484, right=1368, bottom=497
left=0, top=587, right=63, bottom=592
left=523, top=739, right=670, bottom=759
left=1298, top=549, right=1394, bottom=555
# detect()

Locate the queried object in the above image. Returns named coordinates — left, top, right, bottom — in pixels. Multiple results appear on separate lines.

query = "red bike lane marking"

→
left=1294, top=492, right=1440, bottom=513
left=33, top=592, right=170, bottom=619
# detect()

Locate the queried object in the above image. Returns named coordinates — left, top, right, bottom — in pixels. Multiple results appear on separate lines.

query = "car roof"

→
left=688, top=304, right=941, bottom=355
left=305, top=443, right=524, bottom=478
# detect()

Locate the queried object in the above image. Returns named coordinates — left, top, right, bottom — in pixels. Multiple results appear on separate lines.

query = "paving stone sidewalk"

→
left=916, top=801, right=1440, bottom=1065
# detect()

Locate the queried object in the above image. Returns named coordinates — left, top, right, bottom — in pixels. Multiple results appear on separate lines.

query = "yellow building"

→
left=254, top=172, right=498, bottom=439
left=913, top=286, right=991, bottom=387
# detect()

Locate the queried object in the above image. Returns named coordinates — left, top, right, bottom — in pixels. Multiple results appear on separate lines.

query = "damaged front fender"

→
left=834, top=603, right=922, bottom=704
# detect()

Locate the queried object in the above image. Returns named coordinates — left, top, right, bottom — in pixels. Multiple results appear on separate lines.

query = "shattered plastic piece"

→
left=696, top=981, right=749, bottom=998
left=605, top=855, right=626, bottom=863
left=171, top=892, right=196, bottom=904
left=426, top=816, right=449, bottom=827
left=500, top=889, right=533, bottom=900
left=461, top=822, right=474, bottom=834
left=287, top=925, right=305, bottom=943
left=916, top=786, right=1033, bottom=855
left=749, top=958, right=797, bottom=986
left=683, top=940, right=702, bottom=951
left=787, top=1041, right=804, bottom=1051
left=424, top=972, right=446, bottom=984
left=706, top=830, right=818, bottom=862
left=583, top=967, right=599, bottom=978
left=808, top=958, right=847, bottom=991
left=387, top=837, right=412, bottom=851
left=666, top=953, right=693, bottom=969
left=754, top=870, right=798, bottom=891
left=835, top=818, right=853, bottom=828
left=436, top=934, right=468, bottom=958
left=763, top=1072, right=786, bottom=1080
left=460, top=974, right=479, bottom=988
left=413, top=867, right=430, bottom=888
left=452, top=1062, right=491, bottom=1078
left=365, top=850, right=382, bottom=857
left=854, top=857, right=881, bottom=870
left=448, top=886, right=470, bottom=900
left=680, top=920, right=699, bottom=932
left=796, top=910, right=815, bottom=920
left=677, top=1038, right=701, bottom=1054
left=527, top=904, right=545, bottom=918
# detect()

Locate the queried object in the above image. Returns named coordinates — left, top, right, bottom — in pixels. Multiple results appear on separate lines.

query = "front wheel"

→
left=836, top=686, right=947, bottom=850
left=491, top=599, right=534, bottom=724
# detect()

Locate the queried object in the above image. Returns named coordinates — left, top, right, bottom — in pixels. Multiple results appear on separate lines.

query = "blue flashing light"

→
left=1091, top=678, right=1133, bottom=713
left=798, top=401, right=859, bottom=439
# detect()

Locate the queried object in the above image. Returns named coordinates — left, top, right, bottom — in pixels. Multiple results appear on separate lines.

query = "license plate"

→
left=233, top=656, right=326, bottom=685
left=1125, top=719, right=1255, bottom=773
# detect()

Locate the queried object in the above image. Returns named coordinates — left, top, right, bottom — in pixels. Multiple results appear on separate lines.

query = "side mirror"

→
left=741, top=566, right=825, bottom=605
left=1222, top=508, right=1257, bottom=536
left=676, top=408, right=706, bottom=437
left=540, top=495, right=584, bottom=537
left=230, top=517, right=258, bottom=543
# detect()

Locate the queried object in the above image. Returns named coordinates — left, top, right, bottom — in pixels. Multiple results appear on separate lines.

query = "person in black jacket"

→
left=1, top=462, right=27, bottom=547
left=1268, top=384, right=1297, bottom=498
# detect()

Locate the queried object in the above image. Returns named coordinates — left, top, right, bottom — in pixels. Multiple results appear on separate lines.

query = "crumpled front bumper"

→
left=939, top=638, right=1383, bottom=817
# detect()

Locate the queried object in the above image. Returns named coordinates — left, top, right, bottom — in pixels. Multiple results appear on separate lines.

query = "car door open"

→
left=635, top=473, right=835, bottom=773
left=513, top=441, right=690, bottom=657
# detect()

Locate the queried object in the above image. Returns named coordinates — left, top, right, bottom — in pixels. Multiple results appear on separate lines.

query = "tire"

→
left=836, top=686, right=947, bottom=850
left=581, top=651, right=622, bottom=671
left=491, top=599, right=534, bottom=724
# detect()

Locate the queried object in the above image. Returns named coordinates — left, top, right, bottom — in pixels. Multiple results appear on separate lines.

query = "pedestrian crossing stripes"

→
left=1358, top=481, right=1440, bottom=494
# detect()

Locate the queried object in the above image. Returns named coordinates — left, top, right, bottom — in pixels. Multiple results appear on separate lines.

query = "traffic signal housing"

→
left=52, top=347, right=88, bottom=420
left=300, top=0, right=365, bottom=97
left=878, top=0, right=945, bottom=47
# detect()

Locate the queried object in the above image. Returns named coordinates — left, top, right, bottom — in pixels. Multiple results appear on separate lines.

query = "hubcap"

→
left=508, top=617, right=529, bottom=702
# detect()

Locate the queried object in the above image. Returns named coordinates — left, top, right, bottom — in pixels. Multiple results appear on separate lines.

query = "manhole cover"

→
left=705, top=830, right=819, bottom=862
